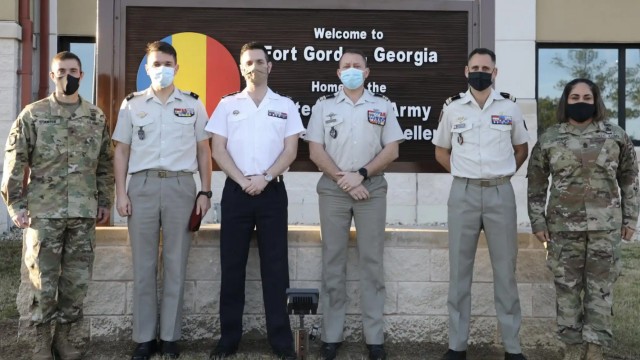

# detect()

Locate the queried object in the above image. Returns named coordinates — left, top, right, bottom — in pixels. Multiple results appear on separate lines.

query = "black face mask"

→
left=59, top=74, right=80, bottom=96
left=566, top=102, right=595, bottom=123
left=468, top=71, right=493, bottom=91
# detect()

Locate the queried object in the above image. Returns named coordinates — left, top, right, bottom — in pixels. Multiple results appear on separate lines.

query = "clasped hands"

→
left=336, top=171, right=369, bottom=201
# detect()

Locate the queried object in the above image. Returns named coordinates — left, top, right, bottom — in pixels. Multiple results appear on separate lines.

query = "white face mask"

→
left=148, top=66, right=175, bottom=88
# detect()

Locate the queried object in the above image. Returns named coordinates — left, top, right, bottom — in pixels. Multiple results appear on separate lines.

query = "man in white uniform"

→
left=206, top=42, right=304, bottom=360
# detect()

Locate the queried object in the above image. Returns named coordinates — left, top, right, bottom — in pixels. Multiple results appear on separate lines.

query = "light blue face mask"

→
left=339, top=67, right=365, bottom=90
left=148, top=66, right=175, bottom=89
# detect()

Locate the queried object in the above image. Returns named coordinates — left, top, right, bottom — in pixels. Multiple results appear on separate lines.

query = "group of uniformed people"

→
left=1, top=40, right=637, bottom=360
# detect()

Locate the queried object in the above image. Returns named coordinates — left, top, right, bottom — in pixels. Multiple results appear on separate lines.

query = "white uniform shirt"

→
left=305, top=89, right=405, bottom=171
left=432, top=89, right=529, bottom=179
left=113, top=87, right=211, bottom=173
left=205, top=88, right=305, bottom=176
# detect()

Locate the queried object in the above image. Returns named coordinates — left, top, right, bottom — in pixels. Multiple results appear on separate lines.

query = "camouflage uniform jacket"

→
left=1, top=94, right=114, bottom=218
left=527, top=121, right=639, bottom=233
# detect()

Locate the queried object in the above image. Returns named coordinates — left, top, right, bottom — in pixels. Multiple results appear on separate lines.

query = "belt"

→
left=135, top=170, right=194, bottom=178
left=247, top=174, right=284, bottom=183
left=457, top=176, right=511, bottom=187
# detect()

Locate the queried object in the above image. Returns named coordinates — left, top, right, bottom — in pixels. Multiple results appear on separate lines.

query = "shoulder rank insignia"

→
left=222, top=91, right=241, bottom=98
left=500, top=92, right=517, bottom=102
left=318, top=93, right=337, bottom=102
left=125, top=92, right=137, bottom=101
left=275, top=92, right=293, bottom=100
left=444, top=93, right=463, bottom=106
left=373, top=93, right=391, bottom=101
left=179, top=90, right=199, bottom=99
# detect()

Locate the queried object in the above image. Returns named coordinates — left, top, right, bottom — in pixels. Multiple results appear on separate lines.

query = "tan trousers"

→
left=318, top=174, right=387, bottom=345
left=127, top=172, right=196, bottom=342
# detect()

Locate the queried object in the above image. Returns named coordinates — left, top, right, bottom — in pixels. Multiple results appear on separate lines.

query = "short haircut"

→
left=468, top=48, right=496, bottom=64
left=146, top=41, right=177, bottom=63
left=51, top=51, right=82, bottom=71
left=340, top=48, right=368, bottom=67
left=239, top=42, right=270, bottom=62
left=556, top=78, right=607, bottom=123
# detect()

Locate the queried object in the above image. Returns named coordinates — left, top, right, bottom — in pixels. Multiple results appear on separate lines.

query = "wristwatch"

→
left=357, top=167, right=369, bottom=180
left=197, top=190, right=213, bottom=199
left=264, top=173, right=273, bottom=182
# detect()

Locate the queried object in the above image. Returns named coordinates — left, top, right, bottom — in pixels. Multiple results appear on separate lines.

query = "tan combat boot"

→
left=52, top=323, right=82, bottom=360
left=585, top=343, right=604, bottom=360
left=33, top=324, right=53, bottom=360
left=563, top=343, right=586, bottom=360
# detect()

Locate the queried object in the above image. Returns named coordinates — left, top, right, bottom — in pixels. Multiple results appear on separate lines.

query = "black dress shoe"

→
left=273, top=347, right=297, bottom=360
left=208, top=343, right=238, bottom=359
left=131, top=340, right=158, bottom=360
left=161, top=340, right=180, bottom=358
left=441, top=349, right=467, bottom=360
left=505, top=353, right=527, bottom=360
left=321, top=342, right=342, bottom=360
left=367, top=344, right=387, bottom=360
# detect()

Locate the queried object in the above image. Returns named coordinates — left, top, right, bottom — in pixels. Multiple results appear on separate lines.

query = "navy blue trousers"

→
left=218, top=177, right=293, bottom=352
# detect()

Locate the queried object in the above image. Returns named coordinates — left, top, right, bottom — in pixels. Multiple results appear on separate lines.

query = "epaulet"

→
left=373, top=93, right=391, bottom=102
left=275, top=92, right=293, bottom=100
left=444, top=93, right=463, bottom=106
left=222, top=91, right=240, bottom=98
left=125, top=91, right=142, bottom=101
left=500, top=92, right=516, bottom=102
left=317, top=93, right=337, bottom=102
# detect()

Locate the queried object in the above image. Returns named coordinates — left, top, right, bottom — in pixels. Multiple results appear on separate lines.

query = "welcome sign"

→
left=125, top=6, right=469, bottom=172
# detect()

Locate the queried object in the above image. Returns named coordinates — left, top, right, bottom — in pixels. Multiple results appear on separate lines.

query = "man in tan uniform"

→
left=306, top=49, right=404, bottom=360
left=113, top=41, right=212, bottom=360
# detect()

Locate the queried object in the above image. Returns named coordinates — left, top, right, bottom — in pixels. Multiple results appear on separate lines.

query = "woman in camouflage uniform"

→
left=527, top=78, right=639, bottom=360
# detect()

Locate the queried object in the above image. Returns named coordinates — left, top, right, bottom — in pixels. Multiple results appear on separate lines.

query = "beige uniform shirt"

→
left=432, top=89, right=529, bottom=179
left=113, top=87, right=211, bottom=173
left=306, top=89, right=404, bottom=171
left=205, top=88, right=305, bottom=176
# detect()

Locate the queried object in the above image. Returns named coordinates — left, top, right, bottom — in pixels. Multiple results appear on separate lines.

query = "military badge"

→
left=453, top=123, right=467, bottom=130
left=174, top=108, right=195, bottom=117
left=138, top=126, right=145, bottom=140
left=325, top=113, right=337, bottom=124
left=330, top=126, right=338, bottom=139
left=268, top=110, right=288, bottom=119
left=233, top=110, right=240, bottom=115
left=491, top=115, right=512, bottom=125
left=136, top=111, right=148, bottom=118
left=367, top=110, right=386, bottom=126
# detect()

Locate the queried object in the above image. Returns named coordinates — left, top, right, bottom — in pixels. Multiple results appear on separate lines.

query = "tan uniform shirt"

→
left=433, top=89, right=530, bottom=179
left=113, top=87, right=211, bottom=173
left=306, top=89, right=404, bottom=171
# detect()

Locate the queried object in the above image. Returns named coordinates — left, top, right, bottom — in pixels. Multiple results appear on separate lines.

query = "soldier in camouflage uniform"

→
left=1, top=51, right=114, bottom=360
left=527, top=78, right=639, bottom=360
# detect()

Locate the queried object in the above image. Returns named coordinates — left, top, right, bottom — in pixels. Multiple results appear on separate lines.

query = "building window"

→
left=58, top=36, right=96, bottom=103
left=537, top=45, right=640, bottom=144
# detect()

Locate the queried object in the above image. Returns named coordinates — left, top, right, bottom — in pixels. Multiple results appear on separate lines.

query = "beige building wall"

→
left=537, top=0, right=640, bottom=42
left=58, top=0, right=96, bottom=36
left=0, top=0, right=18, bottom=21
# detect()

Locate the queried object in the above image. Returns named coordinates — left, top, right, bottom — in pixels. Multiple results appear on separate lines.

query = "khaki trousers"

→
left=128, top=172, right=196, bottom=342
left=318, top=174, right=387, bottom=345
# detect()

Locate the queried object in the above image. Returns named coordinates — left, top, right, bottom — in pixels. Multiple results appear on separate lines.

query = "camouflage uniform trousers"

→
left=24, top=218, right=96, bottom=325
left=546, top=229, right=621, bottom=347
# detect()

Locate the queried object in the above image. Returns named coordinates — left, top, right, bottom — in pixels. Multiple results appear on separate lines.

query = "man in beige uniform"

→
left=306, top=49, right=404, bottom=360
left=113, top=41, right=212, bottom=360
left=433, top=48, right=529, bottom=360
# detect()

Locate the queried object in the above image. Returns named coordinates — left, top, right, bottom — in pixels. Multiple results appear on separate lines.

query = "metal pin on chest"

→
left=138, top=126, right=145, bottom=140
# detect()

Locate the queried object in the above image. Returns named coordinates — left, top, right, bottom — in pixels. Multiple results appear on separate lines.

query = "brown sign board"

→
left=102, top=3, right=475, bottom=172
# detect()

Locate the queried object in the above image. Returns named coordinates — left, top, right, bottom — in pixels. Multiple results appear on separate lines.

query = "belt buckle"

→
left=480, top=180, right=491, bottom=187
left=158, top=171, right=167, bottom=178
